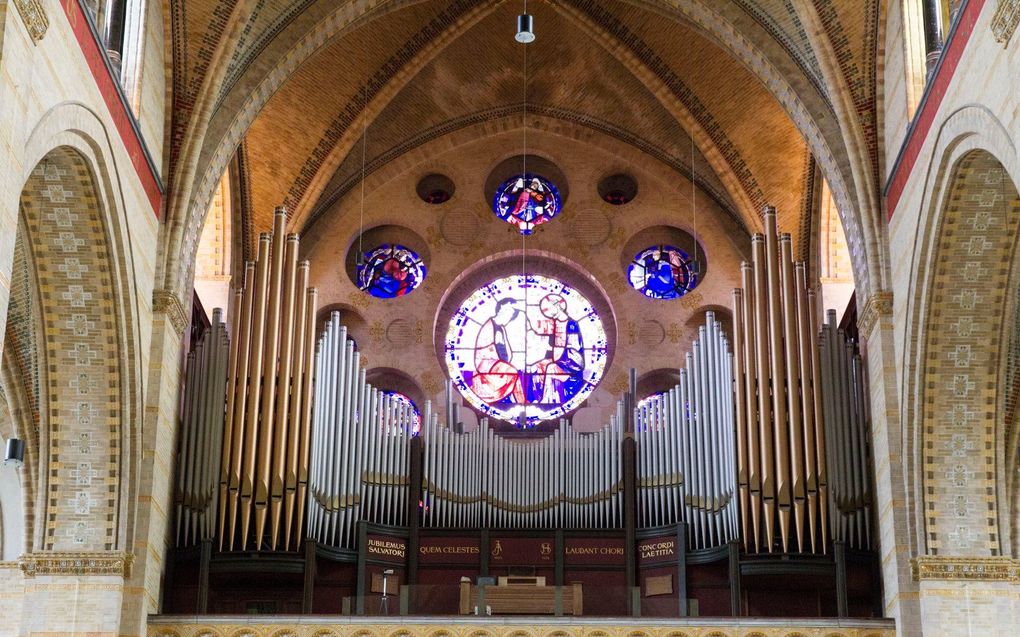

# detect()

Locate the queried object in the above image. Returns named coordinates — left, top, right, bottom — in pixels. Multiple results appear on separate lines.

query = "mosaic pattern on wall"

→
left=922, top=151, right=1020, bottom=556
left=19, top=148, right=122, bottom=551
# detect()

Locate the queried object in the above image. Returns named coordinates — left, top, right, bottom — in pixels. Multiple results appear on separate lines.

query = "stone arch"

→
left=17, top=104, right=144, bottom=556
left=901, top=106, right=1020, bottom=558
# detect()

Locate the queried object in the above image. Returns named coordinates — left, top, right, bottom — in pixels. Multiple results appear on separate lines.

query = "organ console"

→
left=172, top=204, right=873, bottom=591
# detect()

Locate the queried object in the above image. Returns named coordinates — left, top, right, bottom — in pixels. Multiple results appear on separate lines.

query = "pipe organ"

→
left=175, top=310, right=230, bottom=547
left=172, top=205, right=873, bottom=568
left=421, top=417, right=624, bottom=530
left=217, top=208, right=319, bottom=552
left=306, top=312, right=423, bottom=548
left=820, top=311, right=872, bottom=550
left=634, top=312, right=738, bottom=549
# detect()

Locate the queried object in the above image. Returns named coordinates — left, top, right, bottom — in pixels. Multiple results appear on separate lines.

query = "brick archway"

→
left=918, top=150, right=1020, bottom=556
left=17, top=148, right=125, bottom=551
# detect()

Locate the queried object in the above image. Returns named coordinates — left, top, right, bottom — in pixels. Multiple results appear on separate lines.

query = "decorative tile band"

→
left=13, top=0, right=49, bottom=42
left=992, top=0, right=1020, bottom=45
left=148, top=619, right=897, bottom=637
left=20, top=551, right=133, bottom=577
left=912, top=556, right=1020, bottom=582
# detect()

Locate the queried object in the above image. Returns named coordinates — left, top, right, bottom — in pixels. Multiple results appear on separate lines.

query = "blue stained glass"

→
left=444, top=274, right=608, bottom=427
left=627, top=245, right=699, bottom=300
left=492, top=173, right=562, bottom=234
left=357, top=243, right=426, bottom=298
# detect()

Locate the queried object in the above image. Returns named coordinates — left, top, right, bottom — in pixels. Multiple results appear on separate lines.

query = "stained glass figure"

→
left=357, top=244, right=426, bottom=298
left=627, top=245, right=699, bottom=299
left=383, top=390, right=422, bottom=435
left=444, top=274, right=608, bottom=427
left=492, top=173, right=562, bottom=234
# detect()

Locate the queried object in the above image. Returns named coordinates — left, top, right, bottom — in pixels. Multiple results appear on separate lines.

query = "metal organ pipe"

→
left=730, top=207, right=874, bottom=556
left=818, top=311, right=872, bottom=550
left=208, top=210, right=318, bottom=552
left=175, top=311, right=230, bottom=547
left=306, top=312, right=415, bottom=549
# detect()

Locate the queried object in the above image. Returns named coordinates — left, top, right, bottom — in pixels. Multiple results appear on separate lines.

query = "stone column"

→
left=117, top=290, right=188, bottom=637
left=858, top=292, right=921, bottom=636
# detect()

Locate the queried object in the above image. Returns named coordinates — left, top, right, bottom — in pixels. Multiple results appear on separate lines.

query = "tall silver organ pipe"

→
left=307, top=312, right=424, bottom=548
left=819, top=310, right=872, bottom=550
left=421, top=417, right=624, bottom=530
left=217, top=208, right=319, bottom=551
left=634, top=312, right=738, bottom=550
left=174, top=310, right=230, bottom=547
left=733, top=208, right=828, bottom=554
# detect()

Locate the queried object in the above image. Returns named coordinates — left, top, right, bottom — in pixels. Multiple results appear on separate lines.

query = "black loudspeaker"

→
left=4, top=438, right=24, bottom=466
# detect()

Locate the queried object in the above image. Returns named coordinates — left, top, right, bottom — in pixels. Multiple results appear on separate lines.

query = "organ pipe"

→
left=734, top=208, right=825, bottom=553
left=422, top=417, right=623, bottom=530
left=216, top=207, right=318, bottom=551
left=633, top=312, right=736, bottom=549
left=820, top=310, right=872, bottom=550
left=733, top=206, right=873, bottom=555
left=174, top=310, right=230, bottom=547
left=306, top=311, right=419, bottom=548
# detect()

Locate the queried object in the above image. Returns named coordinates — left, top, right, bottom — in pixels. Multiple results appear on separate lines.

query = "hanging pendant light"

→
left=516, top=13, right=535, bottom=43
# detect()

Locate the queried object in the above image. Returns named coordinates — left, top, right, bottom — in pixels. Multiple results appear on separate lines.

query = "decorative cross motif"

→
left=69, top=373, right=96, bottom=395
left=953, top=289, right=978, bottom=309
left=54, top=232, right=84, bottom=253
left=70, top=490, right=98, bottom=515
left=42, top=184, right=72, bottom=202
left=947, top=433, right=975, bottom=457
left=67, top=313, right=95, bottom=337
left=46, top=207, right=77, bottom=227
left=947, top=345, right=974, bottom=368
left=58, top=257, right=88, bottom=280
left=947, top=375, right=975, bottom=398
left=61, top=285, right=93, bottom=308
left=68, top=342, right=98, bottom=367
left=70, top=462, right=98, bottom=486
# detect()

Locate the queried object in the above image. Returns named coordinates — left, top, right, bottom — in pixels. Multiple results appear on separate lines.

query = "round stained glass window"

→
left=492, top=173, right=562, bottom=234
left=357, top=244, right=426, bottom=298
left=383, top=390, right=422, bottom=435
left=627, top=245, right=699, bottom=300
left=444, top=275, right=608, bottom=427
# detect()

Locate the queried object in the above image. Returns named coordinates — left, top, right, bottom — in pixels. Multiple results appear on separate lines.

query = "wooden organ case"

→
left=166, top=206, right=878, bottom=618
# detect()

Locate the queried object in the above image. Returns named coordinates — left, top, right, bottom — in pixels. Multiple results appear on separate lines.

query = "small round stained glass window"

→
left=627, top=245, right=699, bottom=300
left=357, top=244, right=426, bottom=298
left=383, top=390, right=422, bottom=435
left=492, top=173, right=562, bottom=234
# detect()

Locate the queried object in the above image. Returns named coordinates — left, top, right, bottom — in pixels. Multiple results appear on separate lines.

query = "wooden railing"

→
left=149, top=616, right=896, bottom=637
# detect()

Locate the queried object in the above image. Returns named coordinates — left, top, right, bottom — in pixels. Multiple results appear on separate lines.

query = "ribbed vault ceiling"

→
left=169, top=0, right=881, bottom=268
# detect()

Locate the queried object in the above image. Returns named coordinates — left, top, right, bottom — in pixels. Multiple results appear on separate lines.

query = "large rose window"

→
left=444, top=274, right=608, bottom=426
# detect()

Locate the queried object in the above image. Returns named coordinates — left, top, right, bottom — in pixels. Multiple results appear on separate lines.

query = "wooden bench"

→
left=459, top=581, right=582, bottom=615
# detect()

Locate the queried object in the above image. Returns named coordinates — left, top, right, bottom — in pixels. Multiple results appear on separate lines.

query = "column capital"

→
left=152, top=289, right=189, bottom=336
left=857, top=291, right=893, bottom=338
